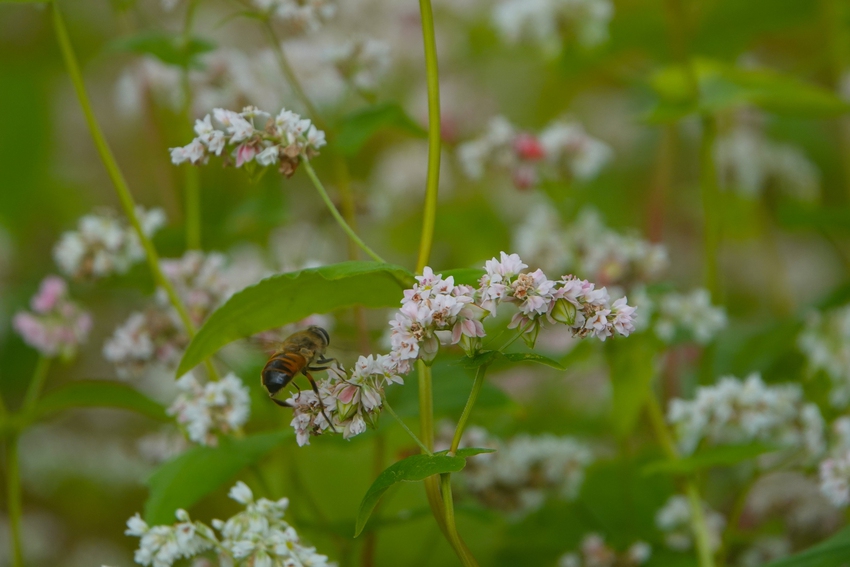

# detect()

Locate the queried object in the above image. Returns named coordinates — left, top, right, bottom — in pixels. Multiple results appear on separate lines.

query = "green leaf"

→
left=605, top=336, right=659, bottom=439
left=458, top=350, right=566, bottom=371
left=177, top=262, right=413, bottom=376
left=144, top=430, right=288, bottom=525
left=30, top=381, right=168, bottom=423
left=335, top=103, right=426, bottom=156
left=642, top=442, right=779, bottom=476
left=765, top=526, right=850, bottom=567
left=354, top=453, right=466, bottom=536
left=108, top=31, right=216, bottom=68
left=647, top=58, right=850, bottom=122
left=435, top=448, right=497, bottom=458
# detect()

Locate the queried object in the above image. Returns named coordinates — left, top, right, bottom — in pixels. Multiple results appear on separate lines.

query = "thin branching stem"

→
left=449, top=364, right=488, bottom=455
left=382, top=395, right=431, bottom=455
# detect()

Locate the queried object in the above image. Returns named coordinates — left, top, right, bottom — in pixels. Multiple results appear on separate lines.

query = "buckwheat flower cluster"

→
left=123, top=482, right=334, bottom=567
left=325, top=38, right=391, bottom=93
left=288, top=354, right=403, bottom=446
left=558, top=534, right=651, bottom=567
left=13, top=276, right=92, bottom=359
left=479, top=252, right=636, bottom=345
left=653, top=288, right=727, bottom=345
left=442, top=425, right=594, bottom=516
left=715, top=125, right=820, bottom=201
left=457, top=116, right=612, bottom=190
left=170, top=106, right=326, bottom=177
left=389, top=267, right=485, bottom=367
left=516, top=205, right=668, bottom=286
left=167, top=373, right=251, bottom=446
left=492, top=0, right=614, bottom=52
left=251, top=0, right=336, bottom=33
left=819, top=450, right=850, bottom=507
left=798, top=305, right=850, bottom=407
left=667, top=373, right=825, bottom=458
left=53, top=207, right=166, bottom=280
left=738, top=536, right=791, bottom=567
left=159, top=252, right=233, bottom=327
left=655, top=495, right=725, bottom=552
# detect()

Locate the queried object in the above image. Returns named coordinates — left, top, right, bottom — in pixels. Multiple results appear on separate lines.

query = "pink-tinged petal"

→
left=337, top=384, right=358, bottom=404
left=235, top=144, right=257, bottom=167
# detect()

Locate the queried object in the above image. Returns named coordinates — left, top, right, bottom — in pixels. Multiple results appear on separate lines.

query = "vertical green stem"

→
left=440, top=473, right=477, bottom=567
left=699, top=116, right=721, bottom=298
left=449, top=365, right=488, bottom=455
left=646, top=395, right=716, bottom=567
left=301, top=160, right=385, bottom=262
left=21, top=357, right=50, bottom=413
left=415, top=0, right=442, bottom=274
left=180, top=0, right=202, bottom=250
left=6, top=435, right=23, bottom=567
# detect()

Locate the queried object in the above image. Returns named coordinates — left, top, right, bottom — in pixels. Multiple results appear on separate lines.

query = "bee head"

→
left=308, top=325, right=330, bottom=346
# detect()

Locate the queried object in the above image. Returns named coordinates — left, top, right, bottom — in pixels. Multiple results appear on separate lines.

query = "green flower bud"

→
left=551, top=298, right=577, bottom=325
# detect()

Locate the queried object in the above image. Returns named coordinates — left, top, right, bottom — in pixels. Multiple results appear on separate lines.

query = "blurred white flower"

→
left=493, top=0, right=613, bottom=53
left=655, top=495, right=725, bottom=552
left=819, top=450, right=850, bottom=507
left=13, top=275, right=92, bottom=359
left=168, top=373, right=251, bottom=446
left=325, top=37, right=391, bottom=93
left=654, top=288, right=727, bottom=345
left=799, top=305, right=850, bottom=407
left=557, top=533, right=651, bottom=567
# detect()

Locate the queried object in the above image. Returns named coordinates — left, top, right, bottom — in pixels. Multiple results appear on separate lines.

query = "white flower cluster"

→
left=458, top=116, right=612, bottom=190
left=288, top=354, right=402, bottom=446
left=479, top=252, right=636, bottom=345
left=167, top=373, right=251, bottom=446
left=325, top=38, right=391, bottom=93
left=13, top=276, right=92, bottom=359
left=667, top=373, right=825, bottom=458
left=104, top=252, right=236, bottom=378
left=516, top=205, right=668, bottom=286
left=653, top=288, right=727, bottom=345
left=492, top=0, right=613, bottom=52
left=817, top=417, right=850, bottom=508
left=738, top=536, right=790, bottom=567
left=124, top=482, right=334, bottom=567
left=441, top=425, right=594, bottom=516
left=53, top=207, right=165, bottom=280
left=170, top=106, right=326, bottom=177
left=715, top=126, right=820, bottom=201
left=655, top=495, right=725, bottom=552
left=251, top=0, right=336, bottom=33
left=798, top=305, right=850, bottom=407
left=558, top=534, right=651, bottom=567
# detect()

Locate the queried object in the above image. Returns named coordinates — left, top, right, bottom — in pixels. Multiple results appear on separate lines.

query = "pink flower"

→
left=514, top=133, right=546, bottom=161
left=235, top=143, right=257, bottom=167
left=31, top=276, right=67, bottom=313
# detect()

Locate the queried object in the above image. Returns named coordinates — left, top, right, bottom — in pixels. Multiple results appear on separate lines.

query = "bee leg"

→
left=305, top=371, right=338, bottom=434
left=270, top=397, right=293, bottom=408
left=307, top=365, right=331, bottom=372
left=316, top=356, right=337, bottom=365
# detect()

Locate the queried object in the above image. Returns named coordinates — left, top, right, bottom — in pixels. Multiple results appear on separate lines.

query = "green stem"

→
left=415, top=0, right=442, bottom=274
left=6, top=435, right=23, bottom=567
left=449, top=365, right=488, bottom=455
left=301, top=159, right=385, bottom=262
left=646, top=395, right=716, bottom=567
left=382, top=395, right=431, bottom=455
left=52, top=4, right=220, bottom=381
left=499, top=320, right=535, bottom=352
left=21, top=357, right=50, bottom=414
left=180, top=0, right=202, bottom=250
left=440, top=473, right=478, bottom=567
left=699, top=115, right=721, bottom=298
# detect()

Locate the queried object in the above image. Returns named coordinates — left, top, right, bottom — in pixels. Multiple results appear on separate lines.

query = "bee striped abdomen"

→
left=262, top=352, right=307, bottom=396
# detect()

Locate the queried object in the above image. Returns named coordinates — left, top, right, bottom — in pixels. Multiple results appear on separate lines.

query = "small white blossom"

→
left=655, top=495, right=725, bottom=552
left=168, top=373, right=251, bottom=446
left=654, top=288, right=727, bottom=345
left=13, top=276, right=92, bottom=359
left=493, top=0, right=614, bottom=52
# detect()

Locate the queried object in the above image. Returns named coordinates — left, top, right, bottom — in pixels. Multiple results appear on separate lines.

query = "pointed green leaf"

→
left=435, top=448, right=496, bottom=458
left=765, top=526, right=850, bottom=567
left=335, top=103, right=426, bottom=156
left=354, top=453, right=466, bottom=536
left=29, top=381, right=168, bottom=423
left=642, top=442, right=779, bottom=476
left=177, top=262, right=413, bottom=376
left=458, top=350, right=566, bottom=371
left=605, top=335, right=659, bottom=439
left=144, top=430, right=289, bottom=525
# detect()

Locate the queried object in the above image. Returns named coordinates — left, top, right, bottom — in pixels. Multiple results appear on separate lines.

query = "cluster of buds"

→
left=480, top=252, right=636, bottom=346
left=798, top=305, right=850, bottom=407
left=492, top=0, right=614, bottom=52
left=125, top=482, right=334, bottom=567
left=325, top=38, right=391, bottom=94
left=457, top=116, right=612, bottom=190
left=252, top=0, right=336, bottom=34
left=667, top=373, right=825, bottom=459
left=655, top=495, right=725, bottom=552
left=558, top=534, right=651, bottom=567
left=53, top=207, right=165, bottom=280
left=288, top=354, right=403, bottom=446
left=170, top=106, right=326, bottom=177
left=167, top=373, right=251, bottom=446
left=439, top=425, right=594, bottom=517
left=13, top=276, right=92, bottom=359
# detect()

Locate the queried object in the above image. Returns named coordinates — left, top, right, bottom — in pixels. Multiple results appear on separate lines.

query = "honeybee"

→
left=262, top=325, right=337, bottom=430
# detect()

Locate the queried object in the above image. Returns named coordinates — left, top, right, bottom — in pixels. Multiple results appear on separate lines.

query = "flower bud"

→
left=336, top=398, right=359, bottom=422
left=551, top=298, right=577, bottom=326
left=363, top=408, right=381, bottom=429
left=420, top=335, right=439, bottom=365
left=459, top=333, right=481, bottom=357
